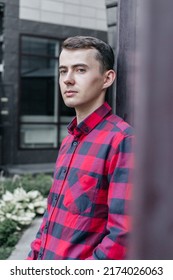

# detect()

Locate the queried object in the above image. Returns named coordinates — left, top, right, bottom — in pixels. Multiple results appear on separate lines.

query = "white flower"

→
left=35, top=207, right=45, bottom=214
left=33, top=199, right=47, bottom=208
left=12, top=211, right=36, bottom=225
left=13, top=188, right=28, bottom=202
left=0, top=200, right=16, bottom=213
left=27, top=203, right=34, bottom=210
left=0, top=184, right=47, bottom=228
left=2, top=191, right=13, bottom=202
left=27, top=190, right=41, bottom=200
left=6, top=213, right=13, bottom=219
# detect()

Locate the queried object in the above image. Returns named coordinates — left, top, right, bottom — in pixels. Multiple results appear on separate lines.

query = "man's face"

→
left=59, top=48, right=107, bottom=113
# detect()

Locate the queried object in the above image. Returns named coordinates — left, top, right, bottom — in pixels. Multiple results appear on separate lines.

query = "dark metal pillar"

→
left=130, top=0, right=173, bottom=259
left=116, top=0, right=137, bottom=125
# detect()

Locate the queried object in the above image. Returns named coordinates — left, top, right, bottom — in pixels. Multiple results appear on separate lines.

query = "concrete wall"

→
left=19, top=0, right=107, bottom=31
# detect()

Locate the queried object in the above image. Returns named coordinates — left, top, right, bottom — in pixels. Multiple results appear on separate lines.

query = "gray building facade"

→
left=0, top=0, right=109, bottom=167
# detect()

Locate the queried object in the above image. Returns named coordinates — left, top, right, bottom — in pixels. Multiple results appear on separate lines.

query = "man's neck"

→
left=75, top=101, right=105, bottom=124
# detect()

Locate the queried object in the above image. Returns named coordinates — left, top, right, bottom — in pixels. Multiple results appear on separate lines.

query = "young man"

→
left=27, top=36, right=134, bottom=260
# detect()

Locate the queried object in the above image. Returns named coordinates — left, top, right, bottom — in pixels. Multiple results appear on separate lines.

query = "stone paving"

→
left=8, top=217, right=42, bottom=260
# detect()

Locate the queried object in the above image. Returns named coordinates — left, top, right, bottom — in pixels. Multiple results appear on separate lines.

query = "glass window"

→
left=19, top=35, right=74, bottom=149
left=0, top=4, right=4, bottom=36
left=20, top=56, right=57, bottom=117
left=22, top=36, right=59, bottom=57
left=20, top=124, right=58, bottom=149
left=0, top=3, right=4, bottom=67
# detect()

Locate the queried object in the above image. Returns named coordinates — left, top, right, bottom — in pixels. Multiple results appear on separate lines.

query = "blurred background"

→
left=0, top=0, right=119, bottom=170
left=1, top=0, right=173, bottom=259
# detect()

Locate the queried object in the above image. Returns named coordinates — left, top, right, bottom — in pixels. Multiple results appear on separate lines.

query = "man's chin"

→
left=65, top=103, right=75, bottom=108
left=64, top=100, right=76, bottom=108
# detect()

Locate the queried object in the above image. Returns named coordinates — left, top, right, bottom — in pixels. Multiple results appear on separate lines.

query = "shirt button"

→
left=38, top=253, right=43, bottom=258
left=44, top=223, right=48, bottom=233
left=53, top=195, right=58, bottom=206
left=73, top=141, right=78, bottom=146
left=84, top=127, right=89, bottom=133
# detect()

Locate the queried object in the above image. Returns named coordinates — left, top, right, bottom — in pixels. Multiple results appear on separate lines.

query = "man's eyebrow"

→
left=59, top=63, right=88, bottom=70
left=59, top=65, right=66, bottom=70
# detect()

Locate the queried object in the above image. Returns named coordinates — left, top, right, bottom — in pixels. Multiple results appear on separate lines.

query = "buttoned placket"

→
left=38, top=247, right=44, bottom=259
left=40, top=137, right=80, bottom=256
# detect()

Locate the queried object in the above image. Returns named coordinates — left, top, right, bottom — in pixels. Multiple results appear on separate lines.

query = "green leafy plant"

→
left=0, top=172, right=52, bottom=259
left=0, top=173, right=52, bottom=198
left=0, top=187, right=47, bottom=225
left=0, top=219, right=22, bottom=260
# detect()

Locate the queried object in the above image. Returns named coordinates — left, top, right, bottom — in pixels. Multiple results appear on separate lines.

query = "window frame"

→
left=18, top=34, right=73, bottom=150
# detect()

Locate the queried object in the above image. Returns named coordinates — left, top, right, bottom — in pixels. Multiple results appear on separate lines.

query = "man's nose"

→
left=64, top=71, right=75, bottom=85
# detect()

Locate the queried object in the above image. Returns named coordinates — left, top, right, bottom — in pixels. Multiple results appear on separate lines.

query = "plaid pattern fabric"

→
left=27, top=102, right=134, bottom=260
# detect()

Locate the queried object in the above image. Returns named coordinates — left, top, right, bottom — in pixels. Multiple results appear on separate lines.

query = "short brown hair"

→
left=61, top=36, right=114, bottom=72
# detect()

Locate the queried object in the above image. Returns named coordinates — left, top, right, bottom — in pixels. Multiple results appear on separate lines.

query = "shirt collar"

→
left=67, top=102, right=112, bottom=137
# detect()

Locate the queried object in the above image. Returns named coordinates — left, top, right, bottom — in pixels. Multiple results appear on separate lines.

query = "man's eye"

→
left=59, top=70, right=67, bottom=75
left=77, top=68, right=86, bottom=73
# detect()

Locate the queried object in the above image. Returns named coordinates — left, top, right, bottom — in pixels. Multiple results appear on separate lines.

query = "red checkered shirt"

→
left=27, top=102, right=134, bottom=260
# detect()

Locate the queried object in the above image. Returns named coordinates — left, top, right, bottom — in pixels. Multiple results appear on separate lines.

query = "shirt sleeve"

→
left=86, top=134, right=134, bottom=260
left=27, top=209, right=48, bottom=260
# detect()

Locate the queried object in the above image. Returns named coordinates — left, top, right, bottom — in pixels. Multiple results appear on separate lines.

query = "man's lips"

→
left=64, top=90, right=77, bottom=97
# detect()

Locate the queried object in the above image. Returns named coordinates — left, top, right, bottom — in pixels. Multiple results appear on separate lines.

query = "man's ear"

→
left=103, top=70, right=116, bottom=89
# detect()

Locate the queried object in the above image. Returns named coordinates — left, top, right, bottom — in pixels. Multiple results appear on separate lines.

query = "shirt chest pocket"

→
left=63, top=174, right=98, bottom=215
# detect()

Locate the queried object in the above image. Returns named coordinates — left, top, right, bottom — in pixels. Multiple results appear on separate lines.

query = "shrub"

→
left=0, top=173, right=52, bottom=198
left=0, top=247, right=15, bottom=260
left=0, top=219, right=22, bottom=259
left=0, top=219, right=19, bottom=246
left=0, top=187, right=47, bottom=225
left=0, top=172, right=52, bottom=259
